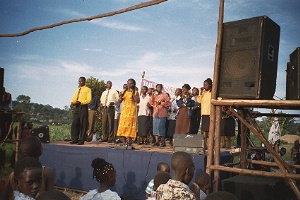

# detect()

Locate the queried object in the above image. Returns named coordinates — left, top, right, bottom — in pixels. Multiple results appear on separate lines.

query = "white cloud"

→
left=90, top=19, right=146, bottom=32
left=83, top=48, right=104, bottom=52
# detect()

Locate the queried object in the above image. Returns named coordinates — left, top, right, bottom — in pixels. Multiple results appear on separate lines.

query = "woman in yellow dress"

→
left=117, top=78, right=140, bottom=147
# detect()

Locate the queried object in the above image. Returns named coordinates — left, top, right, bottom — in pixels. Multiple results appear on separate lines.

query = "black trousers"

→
left=71, top=105, right=88, bottom=142
left=102, top=106, right=115, bottom=141
left=189, top=108, right=201, bottom=134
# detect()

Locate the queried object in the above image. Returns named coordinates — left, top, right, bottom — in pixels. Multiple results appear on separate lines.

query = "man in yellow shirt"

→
left=70, top=77, right=91, bottom=145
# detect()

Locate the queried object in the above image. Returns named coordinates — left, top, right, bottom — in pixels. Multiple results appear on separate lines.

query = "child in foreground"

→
left=80, top=158, right=120, bottom=200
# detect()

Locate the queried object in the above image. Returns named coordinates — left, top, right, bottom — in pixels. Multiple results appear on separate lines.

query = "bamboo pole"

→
left=206, top=0, right=224, bottom=176
left=211, top=99, right=300, bottom=108
left=231, top=108, right=300, bottom=199
left=0, top=0, right=168, bottom=37
left=210, top=165, right=300, bottom=180
left=213, top=106, right=222, bottom=191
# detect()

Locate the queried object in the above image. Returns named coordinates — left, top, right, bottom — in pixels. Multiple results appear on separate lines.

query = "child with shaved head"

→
left=145, top=162, right=170, bottom=199
left=156, top=151, right=200, bottom=200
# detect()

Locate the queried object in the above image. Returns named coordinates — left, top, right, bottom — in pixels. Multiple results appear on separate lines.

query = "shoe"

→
left=69, top=141, right=77, bottom=144
left=77, top=141, right=84, bottom=145
left=160, top=143, right=166, bottom=147
left=86, top=139, right=92, bottom=142
left=107, top=140, right=113, bottom=143
left=100, top=139, right=108, bottom=143
left=152, top=142, right=159, bottom=147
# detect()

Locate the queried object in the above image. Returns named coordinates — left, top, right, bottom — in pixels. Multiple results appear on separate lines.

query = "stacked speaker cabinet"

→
left=286, top=47, right=300, bottom=100
left=218, top=16, right=280, bottom=99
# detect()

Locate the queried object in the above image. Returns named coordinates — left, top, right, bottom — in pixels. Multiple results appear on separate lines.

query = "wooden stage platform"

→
left=40, top=141, right=235, bottom=200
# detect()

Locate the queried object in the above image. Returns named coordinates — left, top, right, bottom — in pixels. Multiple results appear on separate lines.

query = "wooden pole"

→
left=15, top=113, right=23, bottom=162
left=211, top=99, right=300, bottom=108
left=231, top=108, right=300, bottom=199
left=247, top=159, right=300, bottom=169
left=206, top=0, right=224, bottom=176
left=210, top=165, right=300, bottom=180
left=0, top=0, right=168, bottom=37
left=240, top=110, right=247, bottom=169
left=213, top=106, right=222, bottom=191
left=140, top=71, right=145, bottom=93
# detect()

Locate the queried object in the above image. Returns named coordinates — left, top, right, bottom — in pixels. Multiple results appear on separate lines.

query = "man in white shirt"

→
left=100, top=81, right=119, bottom=143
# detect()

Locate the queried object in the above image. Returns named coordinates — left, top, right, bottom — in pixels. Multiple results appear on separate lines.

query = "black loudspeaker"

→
left=222, top=175, right=287, bottom=200
left=173, top=134, right=203, bottom=154
left=286, top=47, right=300, bottom=100
left=30, top=126, right=50, bottom=143
left=218, top=16, right=280, bottom=99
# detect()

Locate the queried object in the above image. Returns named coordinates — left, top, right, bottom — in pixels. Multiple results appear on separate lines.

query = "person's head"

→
left=192, top=87, right=199, bottom=96
left=36, top=190, right=70, bottom=200
left=21, top=120, right=26, bottom=127
left=171, top=151, right=195, bottom=185
left=14, top=157, right=43, bottom=198
left=157, top=162, right=170, bottom=173
left=280, top=147, right=286, bottom=157
left=153, top=171, right=171, bottom=191
left=195, top=172, right=211, bottom=191
left=203, top=78, right=212, bottom=91
left=206, top=191, right=238, bottom=200
left=18, top=136, right=43, bottom=159
left=127, top=78, right=136, bottom=90
left=123, top=84, right=127, bottom=90
left=156, top=84, right=163, bottom=93
left=175, top=88, right=182, bottom=97
left=106, top=81, right=112, bottom=89
left=182, top=84, right=191, bottom=95
left=141, top=86, right=148, bottom=95
left=148, top=88, right=154, bottom=95
left=26, top=122, right=33, bottom=129
left=78, top=77, right=86, bottom=87
left=91, top=158, right=116, bottom=187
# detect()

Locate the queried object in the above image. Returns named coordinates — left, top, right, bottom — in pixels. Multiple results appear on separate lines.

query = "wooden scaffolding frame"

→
left=207, top=0, right=300, bottom=198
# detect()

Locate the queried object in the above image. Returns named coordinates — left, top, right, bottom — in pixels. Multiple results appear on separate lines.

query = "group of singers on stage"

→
left=69, top=76, right=236, bottom=149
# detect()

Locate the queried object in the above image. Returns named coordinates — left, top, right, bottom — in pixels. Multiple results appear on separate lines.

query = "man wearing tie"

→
left=100, top=81, right=119, bottom=143
left=70, top=77, right=91, bottom=145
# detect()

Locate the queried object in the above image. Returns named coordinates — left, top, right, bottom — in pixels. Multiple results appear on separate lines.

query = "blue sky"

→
left=1, top=0, right=300, bottom=114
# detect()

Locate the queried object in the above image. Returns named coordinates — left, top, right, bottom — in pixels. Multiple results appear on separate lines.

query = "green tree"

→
left=13, top=95, right=32, bottom=121
left=85, top=76, right=106, bottom=135
left=85, top=76, right=106, bottom=97
left=258, top=114, right=298, bottom=137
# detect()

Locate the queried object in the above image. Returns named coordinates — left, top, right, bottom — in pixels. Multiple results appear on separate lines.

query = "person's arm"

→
left=112, top=90, right=119, bottom=105
left=44, top=167, right=55, bottom=191
left=186, top=95, right=195, bottom=107
left=71, top=89, right=78, bottom=105
left=132, top=89, right=140, bottom=103
left=191, top=182, right=200, bottom=200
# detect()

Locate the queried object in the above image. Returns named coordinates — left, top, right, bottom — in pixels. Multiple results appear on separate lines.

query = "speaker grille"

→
left=218, top=16, right=280, bottom=99
left=224, top=51, right=256, bottom=80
